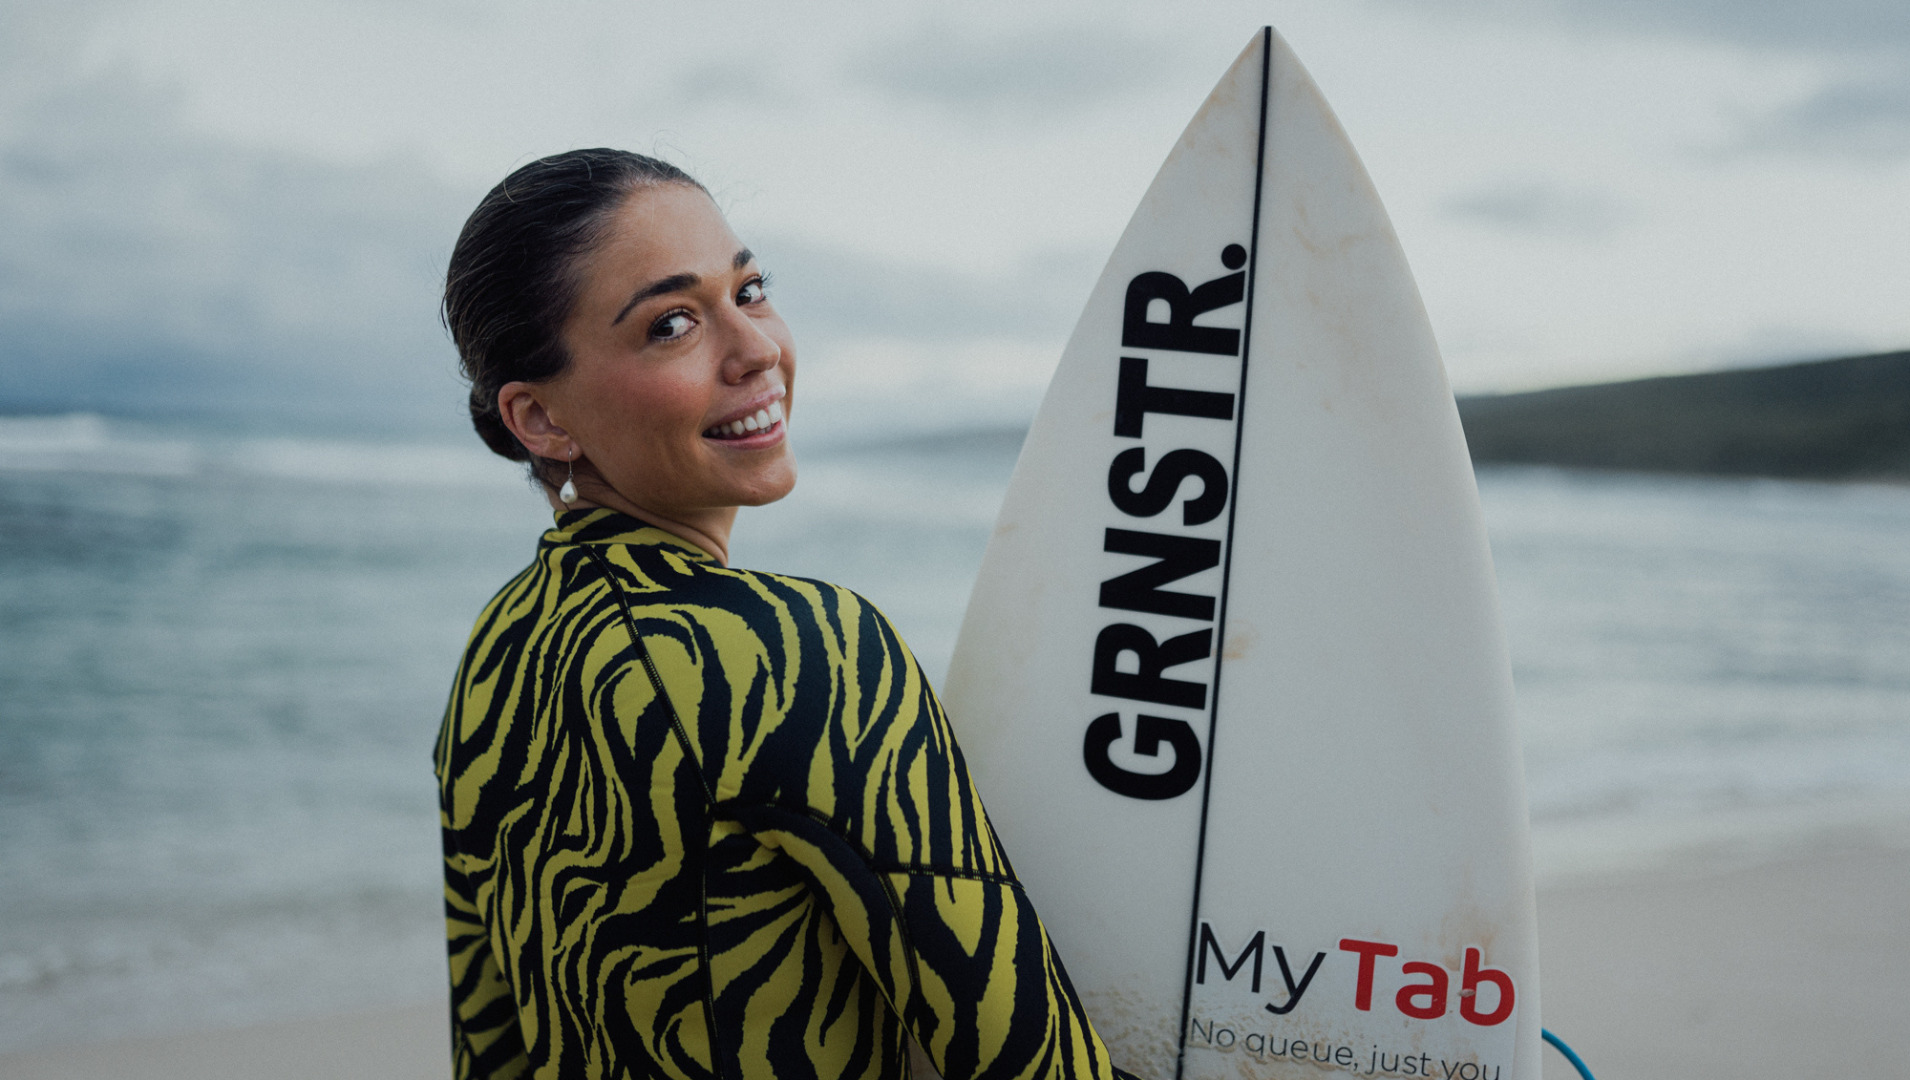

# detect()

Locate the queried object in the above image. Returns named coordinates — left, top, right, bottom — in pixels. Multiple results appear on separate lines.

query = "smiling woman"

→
left=433, top=149, right=1134, bottom=1080
left=444, top=152, right=794, bottom=564
left=497, top=182, right=795, bottom=562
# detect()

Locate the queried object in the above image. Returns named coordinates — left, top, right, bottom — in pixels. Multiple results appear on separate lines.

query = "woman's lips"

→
left=702, top=399, right=786, bottom=441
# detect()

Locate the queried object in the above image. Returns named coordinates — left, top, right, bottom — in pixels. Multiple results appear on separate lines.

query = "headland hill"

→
left=1457, top=349, right=1910, bottom=480
left=881, top=348, right=1910, bottom=482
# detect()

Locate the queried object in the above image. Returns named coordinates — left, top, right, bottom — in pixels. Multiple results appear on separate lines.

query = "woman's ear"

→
left=498, top=382, right=577, bottom=461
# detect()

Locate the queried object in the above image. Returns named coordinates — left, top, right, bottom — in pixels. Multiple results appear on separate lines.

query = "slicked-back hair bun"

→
left=443, top=149, right=704, bottom=478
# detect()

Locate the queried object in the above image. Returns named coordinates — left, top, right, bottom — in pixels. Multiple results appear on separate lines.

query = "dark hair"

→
left=443, top=148, right=704, bottom=478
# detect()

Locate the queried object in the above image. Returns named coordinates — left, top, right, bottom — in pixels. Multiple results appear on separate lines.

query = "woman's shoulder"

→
left=552, top=539, right=893, bottom=644
left=711, top=565, right=906, bottom=643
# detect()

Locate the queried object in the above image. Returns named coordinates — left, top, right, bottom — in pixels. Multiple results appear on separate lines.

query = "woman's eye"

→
left=737, top=275, right=769, bottom=306
left=650, top=310, right=695, bottom=341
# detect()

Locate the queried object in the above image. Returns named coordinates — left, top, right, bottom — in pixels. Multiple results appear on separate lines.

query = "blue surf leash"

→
left=1541, top=1029, right=1595, bottom=1080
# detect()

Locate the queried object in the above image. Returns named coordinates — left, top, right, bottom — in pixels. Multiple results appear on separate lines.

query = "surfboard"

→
left=940, top=27, right=1540, bottom=1080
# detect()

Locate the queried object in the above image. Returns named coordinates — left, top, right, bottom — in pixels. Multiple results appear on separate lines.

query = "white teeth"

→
left=704, top=401, right=785, bottom=439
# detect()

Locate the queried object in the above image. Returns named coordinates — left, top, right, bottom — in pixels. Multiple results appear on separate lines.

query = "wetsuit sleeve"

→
left=439, top=801, right=533, bottom=1080
left=724, top=804, right=1130, bottom=1080
left=666, top=573, right=1136, bottom=1080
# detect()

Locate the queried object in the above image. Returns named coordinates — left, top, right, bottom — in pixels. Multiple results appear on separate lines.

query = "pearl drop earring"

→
left=559, top=450, right=578, bottom=505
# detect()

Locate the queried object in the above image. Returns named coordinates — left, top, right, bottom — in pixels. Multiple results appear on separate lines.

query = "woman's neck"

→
left=545, top=486, right=736, bottom=565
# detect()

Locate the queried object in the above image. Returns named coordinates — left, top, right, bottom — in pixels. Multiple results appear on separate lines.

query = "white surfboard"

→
left=942, top=28, right=1540, bottom=1080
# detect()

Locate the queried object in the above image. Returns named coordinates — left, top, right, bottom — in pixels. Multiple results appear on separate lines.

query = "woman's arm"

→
left=671, top=572, right=1136, bottom=1080
left=723, top=798, right=1127, bottom=1080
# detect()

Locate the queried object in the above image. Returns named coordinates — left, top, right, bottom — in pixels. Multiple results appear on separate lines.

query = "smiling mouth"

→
left=703, top=400, right=786, bottom=440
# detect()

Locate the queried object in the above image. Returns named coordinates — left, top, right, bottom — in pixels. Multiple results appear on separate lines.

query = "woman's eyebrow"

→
left=609, top=250, right=756, bottom=326
left=613, top=273, right=697, bottom=325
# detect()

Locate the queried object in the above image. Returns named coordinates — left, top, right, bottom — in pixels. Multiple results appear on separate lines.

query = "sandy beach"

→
left=1535, top=842, right=1910, bottom=1080
left=3, top=841, right=1903, bottom=1080
left=0, top=1000, right=450, bottom=1080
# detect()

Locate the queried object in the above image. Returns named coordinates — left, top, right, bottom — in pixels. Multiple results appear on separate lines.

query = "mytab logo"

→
left=1196, top=923, right=1517, bottom=1027
left=1083, top=244, right=1248, bottom=801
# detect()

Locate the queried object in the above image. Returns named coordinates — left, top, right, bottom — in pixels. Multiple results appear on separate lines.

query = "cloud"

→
left=847, top=23, right=1169, bottom=120
left=1729, top=69, right=1910, bottom=160
left=1380, top=1, right=1910, bottom=163
left=1397, top=0, right=1910, bottom=54
left=1551, top=0, right=1910, bottom=53
left=0, top=62, right=475, bottom=429
left=0, top=58, right=1100, bottom=431
left=670, top=59, right=801, bottom=110
left=0, top=12, right=1107, bottom=432
left=752, top=232, right=1097, bottom=350
left=1538, top=0, right=1910, bottom=160
left=1442, top=179, right=1632, bottom=237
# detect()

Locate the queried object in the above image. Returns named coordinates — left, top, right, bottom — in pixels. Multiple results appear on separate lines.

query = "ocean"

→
left=2, top=413, right=1907, bottom=1053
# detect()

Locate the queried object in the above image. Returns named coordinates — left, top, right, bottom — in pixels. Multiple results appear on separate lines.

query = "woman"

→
left=435, top=149, right=1133, bottom=1080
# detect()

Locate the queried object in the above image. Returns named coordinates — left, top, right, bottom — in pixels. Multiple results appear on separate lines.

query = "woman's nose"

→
left=720, top=307, right=784, bottom=383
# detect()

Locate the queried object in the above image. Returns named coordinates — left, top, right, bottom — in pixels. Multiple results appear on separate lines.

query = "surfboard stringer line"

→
left=1171, top=24, right=1274, bottom=1080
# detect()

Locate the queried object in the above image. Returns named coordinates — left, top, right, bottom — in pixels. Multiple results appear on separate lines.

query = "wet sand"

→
left=4, top=843, right=1906, bottom=1080
left=0, top=1002, right=448, bottom=1080
left=1536, top=844, right=1910, bottom=1080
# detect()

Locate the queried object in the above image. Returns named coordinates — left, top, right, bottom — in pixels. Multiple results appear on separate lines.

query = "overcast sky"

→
left=2, top=0, right=1906, bottom=433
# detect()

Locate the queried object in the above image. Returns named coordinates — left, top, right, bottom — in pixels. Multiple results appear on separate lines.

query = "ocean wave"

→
left=0, top=413, right=524, bottom=488
left=215, top=437, right=523, bottom=488
left=0, top=413, right=199, bottom=477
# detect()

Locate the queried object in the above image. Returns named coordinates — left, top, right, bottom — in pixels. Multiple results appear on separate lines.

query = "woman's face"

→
left=545, top=183, right=796, bottom=518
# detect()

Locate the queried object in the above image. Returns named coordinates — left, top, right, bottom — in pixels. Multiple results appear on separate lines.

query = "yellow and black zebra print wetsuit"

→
left=436, top=509, right=1131, bottom=1080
